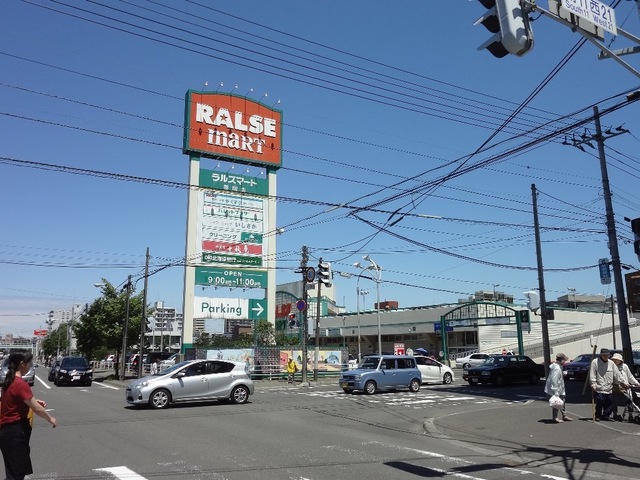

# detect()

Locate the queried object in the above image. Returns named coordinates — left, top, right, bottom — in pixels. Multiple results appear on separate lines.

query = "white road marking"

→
left=94, top=382, right=120, bottom=390
left=35, top=375, right=51, bottom=389
left=95, top=466, right=147, bottom=479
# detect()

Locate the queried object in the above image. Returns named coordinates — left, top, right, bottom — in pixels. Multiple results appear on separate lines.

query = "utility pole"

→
left=138, top=247, right=150, bottom=379
left=593, top=106, right=633, bottom=368
left=532, top=184, right=551, bottom=374
left=120, top=275, right=132, bottom=382
left=569, top=106, right=633, bottom=371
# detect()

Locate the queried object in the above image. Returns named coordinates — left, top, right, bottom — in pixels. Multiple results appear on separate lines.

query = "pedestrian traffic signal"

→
left=632, top=217, right=640, bottom=261
left=475, top=0, right=534, bottom=58
left=318, top=260, right=332, bottom=288
left=520, top=310, right=530, bottom=324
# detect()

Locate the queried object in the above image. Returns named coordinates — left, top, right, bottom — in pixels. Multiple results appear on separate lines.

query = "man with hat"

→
left=611, top=352, right=637, bottom=420
left=589, top=348, right=624, bottom=421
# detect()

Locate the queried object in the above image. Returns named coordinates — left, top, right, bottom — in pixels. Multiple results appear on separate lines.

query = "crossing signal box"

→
left=318, top=261, right=332, bottom=288
left=475, top=0, right=534, bottom=58
left=632, top=218, right=640, bottom=261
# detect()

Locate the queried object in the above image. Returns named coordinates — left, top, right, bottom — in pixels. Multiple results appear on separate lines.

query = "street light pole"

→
left=363, top=255, right=382, bottom=355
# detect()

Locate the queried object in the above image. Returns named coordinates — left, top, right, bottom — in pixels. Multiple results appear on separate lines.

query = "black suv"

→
left=53, top=356, right=93, bottom=386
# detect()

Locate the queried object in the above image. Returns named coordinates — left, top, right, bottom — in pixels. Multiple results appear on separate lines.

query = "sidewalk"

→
left=429, top=381, right=640, bottom=478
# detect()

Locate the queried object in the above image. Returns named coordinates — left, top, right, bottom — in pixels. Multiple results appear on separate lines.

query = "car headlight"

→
left=60, top=369, right=68, bottom=374
left=353, top=375, right=361, bottom=381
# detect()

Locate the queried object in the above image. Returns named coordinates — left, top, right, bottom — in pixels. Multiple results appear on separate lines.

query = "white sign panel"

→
left=194, top=296, right=249, bottom=319
left=561, top=0, right=616, bottom=35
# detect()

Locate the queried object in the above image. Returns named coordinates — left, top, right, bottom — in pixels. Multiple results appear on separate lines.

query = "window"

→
left=185, top=362, right=206, bottom=376
left=397, top=358, right=414, bottom=369
left=383, top=358, right=396, bottom=369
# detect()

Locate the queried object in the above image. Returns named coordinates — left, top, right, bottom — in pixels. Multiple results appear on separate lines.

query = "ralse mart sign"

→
left=183, top=91, right=283, bottom=168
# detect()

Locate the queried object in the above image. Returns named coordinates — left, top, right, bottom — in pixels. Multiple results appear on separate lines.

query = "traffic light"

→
left=318, top=260, right=332, bottom=288
left=632, top=218, right=640, bottom=261
left=520, top=310, right=530, bottom=324
left=475, top=0, right=534, bottom=58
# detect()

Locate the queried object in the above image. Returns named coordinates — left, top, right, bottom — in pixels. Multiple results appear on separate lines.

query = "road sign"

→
left=562, top=0, right=616, bottom=35
left=195, top=267, right=267, bottom=289
left=249, top=299, right=267, bottom=321
left=296, top=299, right=307, bottom=311
left=598, top=258, right=612, bottom=285
left=305, top=267, right=316, bottom=283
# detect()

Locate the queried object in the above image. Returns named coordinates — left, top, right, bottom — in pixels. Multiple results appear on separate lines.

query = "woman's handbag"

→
left=549, top=395, right=564, bottom=408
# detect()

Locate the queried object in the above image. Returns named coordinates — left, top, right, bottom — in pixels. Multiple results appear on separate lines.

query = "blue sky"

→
left=1, top=1, right=640, bottom=337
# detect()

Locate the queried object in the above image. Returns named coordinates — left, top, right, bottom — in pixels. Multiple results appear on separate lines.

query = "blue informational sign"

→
left=598, top=258, right=612, bottom=285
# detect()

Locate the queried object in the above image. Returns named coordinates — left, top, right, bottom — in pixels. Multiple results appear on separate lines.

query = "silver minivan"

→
left=338, top=355, right=422, bottom=395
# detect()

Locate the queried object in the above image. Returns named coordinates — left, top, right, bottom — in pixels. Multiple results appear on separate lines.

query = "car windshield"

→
left=484, top=356, right=508, bottom=365
left=63, top=358, right=88, bottom=368
left=159, top=360, right=192, bottom=374
left=573, top=354, right=592, bottom=362
left=359, top=357, right=380, bottom=369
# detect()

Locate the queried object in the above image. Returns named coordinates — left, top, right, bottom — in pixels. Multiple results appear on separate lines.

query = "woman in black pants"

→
left=0, top=350, right=57, bottom=480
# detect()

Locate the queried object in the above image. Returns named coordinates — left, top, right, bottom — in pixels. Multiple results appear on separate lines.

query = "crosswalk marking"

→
left=95, top=466, right=147, bottom=479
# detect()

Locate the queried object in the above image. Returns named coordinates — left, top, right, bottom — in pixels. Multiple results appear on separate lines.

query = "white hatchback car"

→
left=455, top=353, right=491, bottom=369
left=414, top=355, right=454, bottom=384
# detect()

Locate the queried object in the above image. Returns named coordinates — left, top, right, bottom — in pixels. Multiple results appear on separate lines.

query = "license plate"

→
left=72, top=375, right=80, bottom=380
left=340, top=382, right=348, bottom=388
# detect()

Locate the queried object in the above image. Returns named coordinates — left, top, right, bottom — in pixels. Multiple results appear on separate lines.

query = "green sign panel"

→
left=248, top=299, right=267, bottom=321
left=195, top=267, right=267, bottom=289
left=199, top=169, right=269, bottom=196
left=202, top=252, right=262, bottom=267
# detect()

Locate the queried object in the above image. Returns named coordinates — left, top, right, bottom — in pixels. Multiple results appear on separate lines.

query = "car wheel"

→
left=495, top=375, right=505, bottom=387
left=86, top=381, right=92, bottom=387
left=230, top=385, right=250, bottom=404
left=468, top=380, right=477, bottom=386
left=149, top=388, right=171, bottom=409
left=342, top=388, right=352, bottom=394
left=409, top=379, right=421, bottom=392
left=528, top=374, right=539, bottom=385
left=443, top=372, right=453, bottom=384
left=364, top=380, right=377, bottom=395
left=54, top=376, right=59, bottom=386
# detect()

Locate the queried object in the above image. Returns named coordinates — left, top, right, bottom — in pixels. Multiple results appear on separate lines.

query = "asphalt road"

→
left=23, top=369, right=640, bottom=480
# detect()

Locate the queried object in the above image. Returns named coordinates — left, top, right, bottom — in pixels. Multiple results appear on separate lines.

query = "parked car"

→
left=609, top=349, right=640, bottom=377
left=158, top=352, right=180, bottom=369
left=464, top=354, right=543, bottom=386
left=455, top=353, right=491, bottom=369
left=562, top=353, right=593, bottom=381
left=47, top=359, right=61, bottom=382
left=338, top=355, right=422, bottom=395
left=125, top=359, right=254, bottom=409
left=414, top=355, right=454, bottom=384
left=0, top=356, right=36, bottom=386
left=53, top=356, right=93, bottom=386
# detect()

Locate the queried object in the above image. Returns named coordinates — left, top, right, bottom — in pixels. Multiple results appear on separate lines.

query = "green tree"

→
left=74, top=279, right=145, bottom=376
left=254, top=320, right=275, bottom=346
left=41, top=324, right=69, bottom=358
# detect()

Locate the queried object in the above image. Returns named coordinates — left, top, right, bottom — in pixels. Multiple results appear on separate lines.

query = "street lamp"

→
left=355, top=255, right=382, bottom=355
left=356, top=288, right=369, bottom=361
